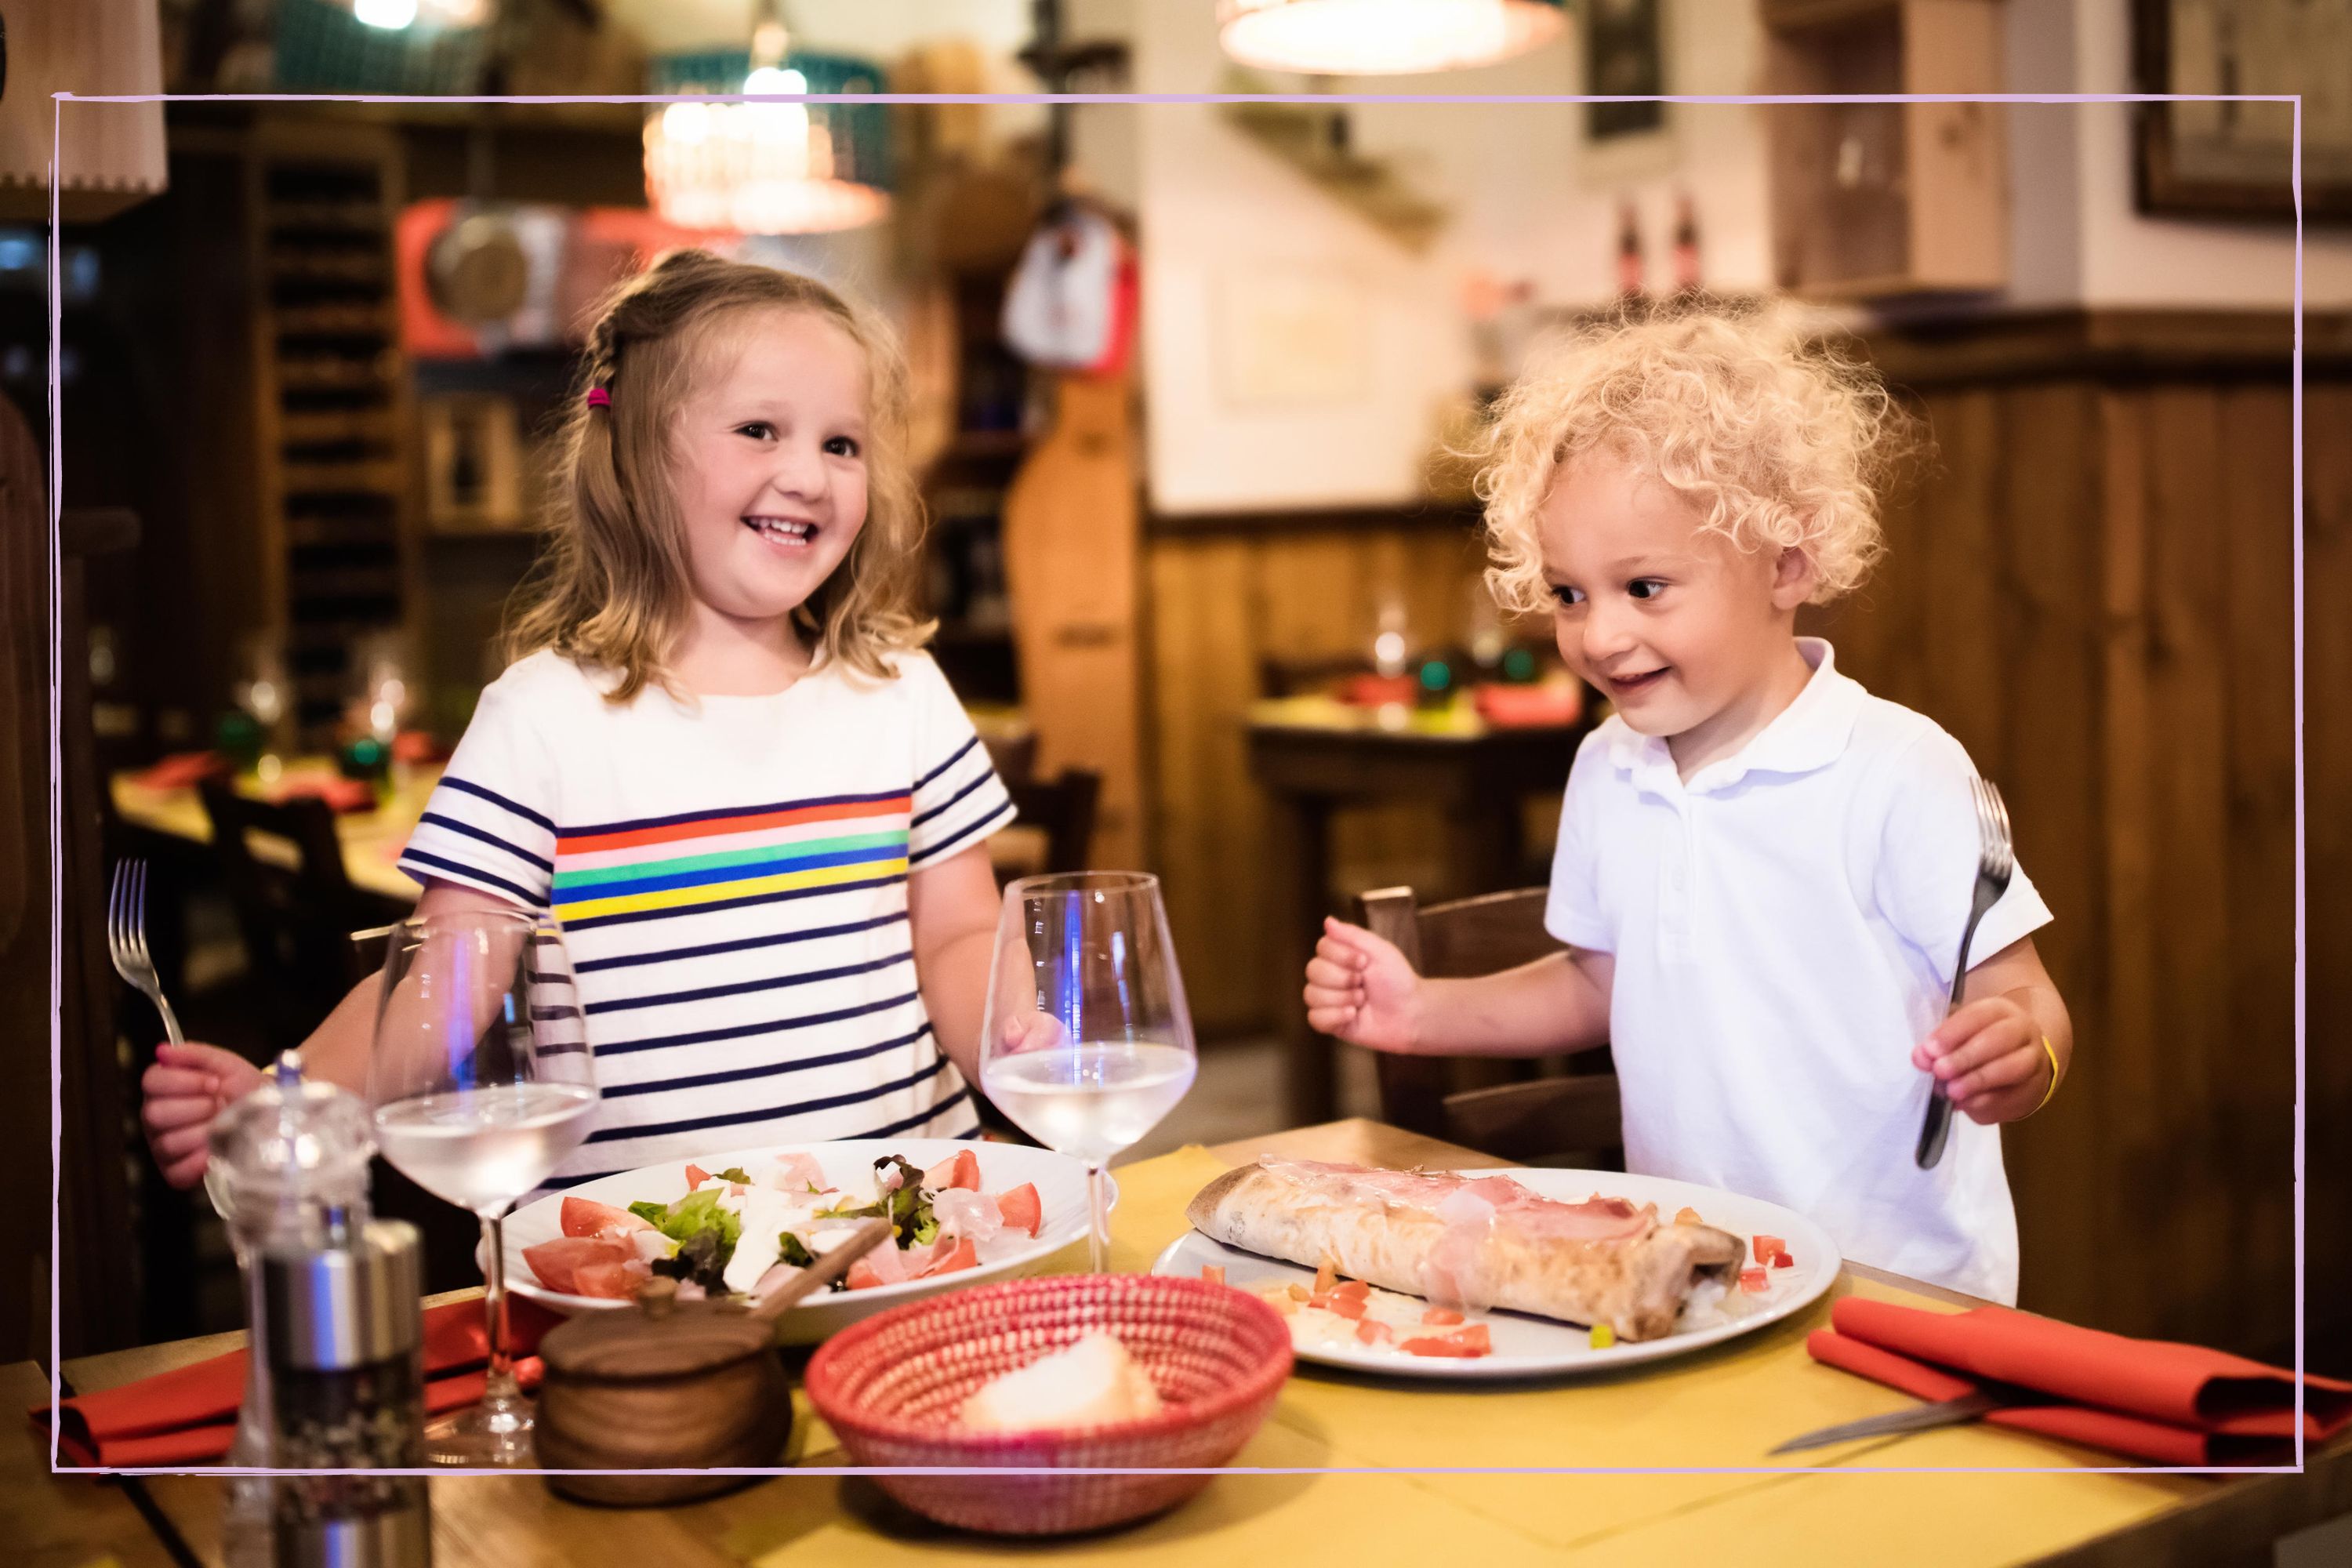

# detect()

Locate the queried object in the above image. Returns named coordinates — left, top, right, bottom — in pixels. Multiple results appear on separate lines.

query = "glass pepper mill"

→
left=208, top=1051, right=376, bottom=1565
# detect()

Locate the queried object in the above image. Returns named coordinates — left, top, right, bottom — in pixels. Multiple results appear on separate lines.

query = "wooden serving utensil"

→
left=534, top=1217, right=893, bottom=1506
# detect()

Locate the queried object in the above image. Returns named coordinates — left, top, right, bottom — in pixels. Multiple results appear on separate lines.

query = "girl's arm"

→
left=138, top=880, right=525, bottom=1185
left=1911, top=934, right=2074, bottom=1124
left=1303, top=916, right=1614, bottom=1058
left=906, top=843, right=1005, bottom=1086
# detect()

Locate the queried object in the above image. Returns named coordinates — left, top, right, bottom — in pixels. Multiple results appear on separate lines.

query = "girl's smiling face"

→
left=669, top=307, right=871, bottom=639
left=1538, top=447, right=1816, bottom=774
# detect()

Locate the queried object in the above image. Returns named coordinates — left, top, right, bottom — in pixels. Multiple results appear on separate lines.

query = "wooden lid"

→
left=537, top=1301, right=775, bottom=1382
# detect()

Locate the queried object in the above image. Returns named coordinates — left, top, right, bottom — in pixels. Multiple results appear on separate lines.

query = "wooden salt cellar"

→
left=533, top=1218, right=891, bottom=1506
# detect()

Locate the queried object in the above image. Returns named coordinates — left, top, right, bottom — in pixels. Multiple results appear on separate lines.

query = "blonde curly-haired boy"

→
left=1305, top=305, right=2074, bottom=1302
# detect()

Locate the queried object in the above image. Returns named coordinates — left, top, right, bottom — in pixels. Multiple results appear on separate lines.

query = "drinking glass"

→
left=366, top=908, right=596, bottom=1466
left=978, top=873, right=1196, bottom=1272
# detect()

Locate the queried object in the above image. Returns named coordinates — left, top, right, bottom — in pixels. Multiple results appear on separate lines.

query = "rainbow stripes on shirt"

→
left=548, top=788, right=913, bottom=927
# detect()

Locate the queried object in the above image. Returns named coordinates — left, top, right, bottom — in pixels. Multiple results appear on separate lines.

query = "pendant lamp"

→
left=1216, top=0, right=1567, bottom=76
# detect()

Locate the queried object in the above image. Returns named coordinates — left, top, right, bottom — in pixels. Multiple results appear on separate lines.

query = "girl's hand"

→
left=139, top=1042, right=265, bottom=1189
left=1912, top=996, right=2054, bottom=1125
left=1303, top=917, right=1425, bottom=1054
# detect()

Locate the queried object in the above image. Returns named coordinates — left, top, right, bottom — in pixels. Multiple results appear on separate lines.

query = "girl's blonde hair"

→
left=506, top=248, right=931, bottom=701
left=1475, top=299, right=1917, bottom=615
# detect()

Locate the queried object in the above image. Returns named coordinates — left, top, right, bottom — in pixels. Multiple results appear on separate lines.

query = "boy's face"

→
left=670, top=307, right=871, bottom=631
left=1537, top=448, right=1813, bottom=757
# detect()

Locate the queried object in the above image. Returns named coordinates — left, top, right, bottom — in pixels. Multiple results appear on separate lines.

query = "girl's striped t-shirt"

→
left=395, top=648, right=1012, bottom=1189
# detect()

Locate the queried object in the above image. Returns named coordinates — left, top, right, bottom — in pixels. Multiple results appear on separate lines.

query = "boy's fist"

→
left=1302, top=916, right=1425, bottom=1054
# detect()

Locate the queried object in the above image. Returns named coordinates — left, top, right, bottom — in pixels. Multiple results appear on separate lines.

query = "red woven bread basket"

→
left=802, top=1272, right=1293, bottom=1536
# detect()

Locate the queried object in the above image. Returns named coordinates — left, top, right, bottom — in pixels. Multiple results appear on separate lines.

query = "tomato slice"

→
left=1330, top=1279, right=1370, bottom=1303
left=924, top=1149, right=982, bottom=1192
left=560, top=1196, right=649, bottom=1239
left=1421, top=1306, right=1465, bottom=1327
left=684, top=1163, right=710, bottom=1190
left=1399, top=1324, right=1493, bottom=1359
left=1201, top=1264, right=1226, bottom=1285
left=1739, top=1266, right=1769, bottom=1294
left=1771, top=1250, right=1795, bottom=1269
left=994, top=1181, right=1042, bottom=1237
left=1356, top=1319, right=1394, bottom=1345
left=918, top=1236, right=978, bottom=1278
left=522, top=1236, right=635, bottom=1296
left=1752, top=1234, right=1786, bottom=1266
left=1326, top=1294, right=1367, bottom=1321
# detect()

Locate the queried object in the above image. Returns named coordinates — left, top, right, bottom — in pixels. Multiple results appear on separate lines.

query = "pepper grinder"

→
left=208, top=1051, right=376, bottom=1564
left=263, top=1218, right=432, bottom=1567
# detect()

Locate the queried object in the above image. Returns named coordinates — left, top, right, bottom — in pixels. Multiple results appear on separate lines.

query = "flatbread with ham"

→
left=1186, top=1159, right=1742, bottom=1342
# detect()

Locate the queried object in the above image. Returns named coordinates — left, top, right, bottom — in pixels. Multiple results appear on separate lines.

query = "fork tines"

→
left=1971, top=777, right=2015, bottom=882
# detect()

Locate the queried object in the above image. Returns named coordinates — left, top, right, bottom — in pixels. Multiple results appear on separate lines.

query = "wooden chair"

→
left=1005, top=768, right=1102, bottom=876
left=197, top=779, right=389, bottom=1051
left=1356, top=885, right=1624, bottom=1169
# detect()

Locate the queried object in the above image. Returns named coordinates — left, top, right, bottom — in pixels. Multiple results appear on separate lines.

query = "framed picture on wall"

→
left=2132, top=0, right=2352, bottom=221
left=1580, top=0, right=1678, bottom=183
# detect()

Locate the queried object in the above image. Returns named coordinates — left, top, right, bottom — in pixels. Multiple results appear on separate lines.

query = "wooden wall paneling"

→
left=0, top=396, right=51, bottom=1364
left=1145, top=537, right=1265, bottom=1036
left=2300, top=383, right=2352, bottom=1374
left=2142, top=384, right=2239, bottom=1347
left=1994, top=381, right=2110, bottom=1333
left=2217, top=384, right=2297, bottom=1364
left=1920, top=388, right=2008, bottom=770
left=2093, top=388, right=2164, bottom=1336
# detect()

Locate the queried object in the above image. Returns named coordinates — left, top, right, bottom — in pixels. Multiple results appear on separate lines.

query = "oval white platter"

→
left=499, top=1138, right=1112, bottom=1345
left=1152, top=1167, right=1838, bottom=1381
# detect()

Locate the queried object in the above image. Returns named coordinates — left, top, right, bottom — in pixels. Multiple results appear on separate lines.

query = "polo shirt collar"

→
left=1606, top=638, right=1864, bottom=796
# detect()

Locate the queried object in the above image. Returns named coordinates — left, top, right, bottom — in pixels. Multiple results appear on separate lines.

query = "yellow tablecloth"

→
left=743, top=1145, right=2205, bottom=1566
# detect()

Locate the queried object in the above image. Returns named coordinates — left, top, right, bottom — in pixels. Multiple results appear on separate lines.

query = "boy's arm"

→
left=1911, top=934, right=2073, bottom=1124
left=907, top=842, right=1004, bottom=1087
left=1305, top=916, right=1613, bottom=1058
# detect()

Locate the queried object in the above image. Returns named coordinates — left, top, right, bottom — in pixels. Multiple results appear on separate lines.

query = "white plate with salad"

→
left=1151, top=1168, right=1838, bottom=1380
left=499, top=1138, right=1112, bottom=1345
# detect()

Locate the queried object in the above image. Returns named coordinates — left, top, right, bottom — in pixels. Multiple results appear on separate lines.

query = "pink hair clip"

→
left=586, top=387, right=611, bottom=408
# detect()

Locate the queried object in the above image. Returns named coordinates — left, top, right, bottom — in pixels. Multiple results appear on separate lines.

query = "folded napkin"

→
left=1473, top=682, right=1584, bottom=728
left=132, top=752, right=229, bottom=790
left=32, top=1297, right=561, bottom=1468
left=1809, top=1298, right=2352, bottom=1466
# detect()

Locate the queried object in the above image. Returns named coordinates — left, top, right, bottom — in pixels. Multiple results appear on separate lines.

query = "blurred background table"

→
left=1245, top=696, right=1590, bottom=1125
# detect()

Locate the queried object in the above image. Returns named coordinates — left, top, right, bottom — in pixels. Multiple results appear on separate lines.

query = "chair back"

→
left=198, top=780, right=376, bottom=1047
left=1357, top=884, right=1624, bottom=1168
left=1004, top=768, right=1102, bottom=876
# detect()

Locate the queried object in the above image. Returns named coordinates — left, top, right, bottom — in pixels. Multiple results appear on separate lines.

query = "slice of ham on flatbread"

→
left=1186, top=1159, right=1742, bottom=1342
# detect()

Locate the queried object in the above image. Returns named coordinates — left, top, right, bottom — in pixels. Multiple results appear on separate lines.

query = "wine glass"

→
left=366, top=907, right=596, bottom=1467
left=978, top=873, right=1196, bottom=1272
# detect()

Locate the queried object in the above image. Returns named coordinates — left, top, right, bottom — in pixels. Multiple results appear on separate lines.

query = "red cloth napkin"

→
left=270, top=775, right=379, bottom=815
left=1809, top=1298, right=2352, bottom=1466
left=132, top=752, right=230, bottom=790
left=31, top=1297, right=561, bottom=1468
left=1473, top=682, right=1584, bottom=728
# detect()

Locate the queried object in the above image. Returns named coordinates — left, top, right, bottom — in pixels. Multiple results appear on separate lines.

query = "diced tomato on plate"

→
left=1420, top=1306, right=1465, bottom=1327
left=1739, top=1266, right=1769, bottom=1294
left=1200, top=1264, right=1226, bottom=1285
left=924, top=1149, right=981, bottom=1192
left=995, top=1181, right=1042, bottom=1236
left=1356, top=1319, right=1394, bottom=1345
left=1399, top=1323, right=1492, bottom=1359
left=560, top=1196, right=650, bottom=1239
left=684, top=1163, right=710, bottom=1190
left=524, top=1236, right=641, bottom=1298
left=1752, top=1235, right=1786, bottom=1266
left=917, top=1236, right=978, bottom=1278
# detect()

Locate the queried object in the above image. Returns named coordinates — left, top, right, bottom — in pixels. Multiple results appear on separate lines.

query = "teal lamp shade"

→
left=1216, top=0, right=1568, bottom=75
left=643, top=50, right=892, bottom=235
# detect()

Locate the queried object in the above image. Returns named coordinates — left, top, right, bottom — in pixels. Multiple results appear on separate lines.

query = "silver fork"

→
left=106, top=857, right=183, bottom=1047
left=1915, top=777, right=2015, bottom=1169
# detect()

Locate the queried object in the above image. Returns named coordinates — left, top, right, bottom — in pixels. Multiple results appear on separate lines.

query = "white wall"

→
left=1134, top=3, right=1775, bottom=515
left=2006, top=0, right=2351, bottom=308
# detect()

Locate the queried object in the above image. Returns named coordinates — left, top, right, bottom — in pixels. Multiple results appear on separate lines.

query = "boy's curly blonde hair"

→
left=1475, top=299, right=1916, bottom=615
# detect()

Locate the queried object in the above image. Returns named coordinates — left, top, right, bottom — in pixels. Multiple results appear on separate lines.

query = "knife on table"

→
left=1768, top=1391, right=2016, bottom=1455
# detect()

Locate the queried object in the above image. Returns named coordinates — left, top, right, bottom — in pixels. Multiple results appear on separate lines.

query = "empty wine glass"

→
left=978, top=873, right=1196, bottom=1272
left=366, top=907, right=596, bottom=1467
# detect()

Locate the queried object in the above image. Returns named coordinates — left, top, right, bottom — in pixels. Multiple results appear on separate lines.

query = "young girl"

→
left=143, top=249, right=1012, bottom=1192
left=1303, top=307, right=2074, bottom=1303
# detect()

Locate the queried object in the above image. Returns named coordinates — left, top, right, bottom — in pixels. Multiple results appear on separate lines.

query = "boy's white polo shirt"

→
left=1546, top=638, right=2051, bottom=1303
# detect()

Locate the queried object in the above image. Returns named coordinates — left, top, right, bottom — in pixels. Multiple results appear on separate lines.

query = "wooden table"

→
left=20, top=1120, right=2350, bottom=1566
left=111, top=759, right=438, bottom=904
left=1245, top=696, right=1590, bottom=1123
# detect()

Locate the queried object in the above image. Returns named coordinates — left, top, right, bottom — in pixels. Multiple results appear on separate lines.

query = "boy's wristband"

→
left=2031, top=1035, right=2061, bottom=1115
